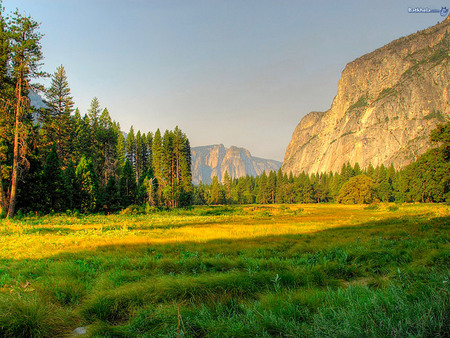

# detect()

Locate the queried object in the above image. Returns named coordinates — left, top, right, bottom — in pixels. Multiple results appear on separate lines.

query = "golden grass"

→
left=1, top=203, right=448, bottom=260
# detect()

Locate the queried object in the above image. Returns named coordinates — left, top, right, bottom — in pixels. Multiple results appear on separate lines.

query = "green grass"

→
left=0, top=204, right=448, bottom=337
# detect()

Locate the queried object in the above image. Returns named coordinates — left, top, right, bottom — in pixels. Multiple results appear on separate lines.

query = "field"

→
left=0, top=204, right=449, bottom=337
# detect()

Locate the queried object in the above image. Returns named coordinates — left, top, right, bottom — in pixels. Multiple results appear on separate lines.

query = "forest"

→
left=195, top=125, right=450, bottom=206
left=0, top=8, right=449, bottom=218
left=0, top=9, right=192, bottom=217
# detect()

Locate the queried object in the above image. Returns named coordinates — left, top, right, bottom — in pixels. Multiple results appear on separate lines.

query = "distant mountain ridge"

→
left=282, top=17, right=450, bottom=175
left=191, top=144, right=281, bottom=185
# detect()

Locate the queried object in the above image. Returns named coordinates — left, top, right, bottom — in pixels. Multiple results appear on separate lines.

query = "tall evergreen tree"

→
left=135, top=130, right=144, bottom=182
left=98, top=108, right=117, bottom=186
left=115, top=123, right=126, bottom=170
left=151, top=129, right=163, bottom=205
left=126, top=126, right=136, bottom=169
left=4, top=10, right=45, bottom=217
left=209, top=176, right=224, bottom=205
left=41, top=65, right=74, bottom=164
left=42, top=144, right=68, bottom=212
left=120, top=159, right=137, bottom=207
left=75, top=156, right=98, bottom=213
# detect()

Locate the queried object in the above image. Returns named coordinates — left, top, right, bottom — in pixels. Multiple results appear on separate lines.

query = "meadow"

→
left=0, top=203, right=448, bottom=337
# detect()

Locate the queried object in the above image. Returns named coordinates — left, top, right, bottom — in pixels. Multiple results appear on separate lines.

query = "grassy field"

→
left=0, top=203, right=448, bottom=337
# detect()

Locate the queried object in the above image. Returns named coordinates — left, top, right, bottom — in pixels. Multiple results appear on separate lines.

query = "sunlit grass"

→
left=0, top=203, right=448, bottom=336
left=1, top=203, right=447, bottom=260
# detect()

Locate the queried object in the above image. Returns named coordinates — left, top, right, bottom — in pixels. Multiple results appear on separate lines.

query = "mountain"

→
left=191, top=144, right=282, bottom=185
left=282, top=17, right=450, bottom=175
left=29, top=90, right=47, bottom=109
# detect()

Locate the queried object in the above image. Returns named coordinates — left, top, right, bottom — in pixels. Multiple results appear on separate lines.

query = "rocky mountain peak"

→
left=282, top=19, right=449, bottom=175
left=191, top=144, right=281, bottom=185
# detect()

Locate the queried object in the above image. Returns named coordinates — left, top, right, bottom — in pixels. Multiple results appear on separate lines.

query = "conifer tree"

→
left=42, top=144, right=68, bottom=212
left=75, top=156, right=98, bottom=213
left=72, top=113, right=92, bottom=164
left=5, top=10, right=45, bottom=217
left=209, top=176, right=224, bottom=205
left=267, top=171, right=277, bottom=204
left=126, top=126, right=136, bottom=169
left=115, top=123, right=126, bottom=170
left=135, top=130, right=143, bottom=182
left=104, top=175, right=121, bottom=212
left=162, top=130, right=174, bottom=207
left=151, top=129, right=163, bottom=205
left=222, top=171, right=232, bottom=204
left=257, top=172, right=268, bottom=204
left=98, top=108, right=117, bottom=186
left=41, top=65, right=74, bottom=165
left=120, top=159, right=137, bottom=207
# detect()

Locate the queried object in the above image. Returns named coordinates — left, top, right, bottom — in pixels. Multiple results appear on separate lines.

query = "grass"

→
left=0, top=203, right=449, bottom=337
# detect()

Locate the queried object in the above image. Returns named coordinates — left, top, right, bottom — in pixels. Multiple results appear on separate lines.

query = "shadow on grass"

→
left=0, top=215, right=448, bottom=337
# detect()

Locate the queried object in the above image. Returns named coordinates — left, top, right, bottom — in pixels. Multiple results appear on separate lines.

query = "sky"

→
left=3, top=0, right=449, bottom=161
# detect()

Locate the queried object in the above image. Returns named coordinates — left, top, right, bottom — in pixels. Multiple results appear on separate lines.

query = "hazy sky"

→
left=4, top=1, right=448, bottom=161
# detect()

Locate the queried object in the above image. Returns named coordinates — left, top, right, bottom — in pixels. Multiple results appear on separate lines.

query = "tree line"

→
left=194, top=121, right=450, bottom=206
left=0, top=8, right=192, bottom=217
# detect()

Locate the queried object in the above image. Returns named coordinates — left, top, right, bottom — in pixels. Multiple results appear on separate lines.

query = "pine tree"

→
left=162, top=130, right=173, bottom=207
left=104, top=175, right=121, bottom=212
left=42, top=144, right=68, bottom=212
left=72, top=112, right=92, bottom=164
left=135, top=130, right=143, bottom=182
left=266, top=171, right=277, bottom=204
left=75, top=156, right=98, bottom=213
left=98, top=108, right=117, bottom=186
left=115, top=123, right=126, bottom=170
left=209, top=176, right=224, bottom=205
left=151, top=129, right=163, bottom=206
left=41, top=65, right=74, bottom=165
left=126, top=126, right=136, bottom=169
left=222, top=171, right=232, bottom=204
left=146, top=132, right=153, bottom=171
left=4, top=10, right=45, bottom=217
left=257, top=172, right=268, bottom=204
left=120, top=159, right=137, bottom=207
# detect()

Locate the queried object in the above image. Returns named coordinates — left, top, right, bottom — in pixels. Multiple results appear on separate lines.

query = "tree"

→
left=75, top=156, right=98, bottom=213
left=115, top=123, right=125, bottom=169
left=42, top=144, right=68, bottom=212
left=209, top=176, right=224, bottom=205
left=257, top=172, right=268, bottom=204
left=120, top=159, right=136, bottom=207
left=97, top=108, right=118, bottom=186
left=222, top=171, right=232, bottom=204
left=267, top=171, right=277, bottom=204
left=337, top=175, right=374, bottom=204
left=104, top=175, right=121, bottom=212
left=88, top=97, right=100, bottom=139
left=41, top=65, right=74, bottom=164
left=4, top=10, right=45, bottom=217
left=126, top=126, right=136, bottom=170
left=151, top=129, right=163, bottom=206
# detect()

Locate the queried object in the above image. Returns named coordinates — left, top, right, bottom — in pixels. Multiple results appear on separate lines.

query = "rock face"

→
left=191, top=144, right=282, bottom=184
left=282, top=17, right=450, bottom=175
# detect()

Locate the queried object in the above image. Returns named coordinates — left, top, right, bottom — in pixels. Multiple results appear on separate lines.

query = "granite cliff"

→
left=191, top=144, right=281, bottom=185
left=282, top=17, right=450, bottom=175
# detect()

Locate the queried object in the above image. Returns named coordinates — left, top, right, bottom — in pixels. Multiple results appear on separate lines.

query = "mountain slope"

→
left=282, top=17, right=450, bottom=175
left=191, top=144, right=281, bottom=184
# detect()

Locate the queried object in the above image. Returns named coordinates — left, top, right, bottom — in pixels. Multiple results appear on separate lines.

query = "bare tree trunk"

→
left=0, top=167, right=7, bottom=215
left=7, top=88, right=21, bottom=218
